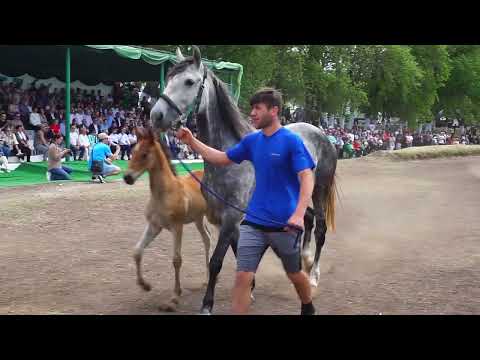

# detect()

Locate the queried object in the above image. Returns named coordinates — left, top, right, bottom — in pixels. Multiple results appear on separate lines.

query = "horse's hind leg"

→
left=311, top=188, right=328, bottom=288
left=195, top=217, right=212, bottom=285
left=134, top=223, right=162, bottom=291
left=302, top=207, right=315, bottom=273
left=159, top=224, right=183, bottom=313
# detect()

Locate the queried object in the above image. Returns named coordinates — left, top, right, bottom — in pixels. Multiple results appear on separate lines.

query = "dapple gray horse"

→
left=150, top=46, right=337, bottom=315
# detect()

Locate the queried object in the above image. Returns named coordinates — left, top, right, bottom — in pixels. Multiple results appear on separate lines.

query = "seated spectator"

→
left=34, top=124, right=50, bottom=161
left=50, top=118, right=60, bottom=135
left=118, top=127, right=131, bottom=160
left=14, top=125, right=31, bottom=162
left=0, top=147, right=9, bottom=172
left=343, top=141, right=354, bottom=159
left=47, top=134, right=73, bottom=181
left=69, top=124, right=80, bottom=160
left=29, top=106, right=43, bottom=130
left=128, top=127, right=137, bottom=151
left=78, top=126, right=90, bottom=160
left=109, top=128, right=120, bottom=153
left=88, top=133, right=121, bottom=183
left=1, top=126, right=21, bottom=159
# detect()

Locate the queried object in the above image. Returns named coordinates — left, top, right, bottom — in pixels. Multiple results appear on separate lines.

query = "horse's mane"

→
left=156, top=137, right=177, bottom=176
left=167, top=57, right=254, bottom=141
left=211, top=74, right=254, bottom=141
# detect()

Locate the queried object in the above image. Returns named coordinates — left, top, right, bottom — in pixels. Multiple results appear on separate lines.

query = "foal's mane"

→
left=156, top=137, right=177, bottom=176
left=167, top=57, right=254, bottom=141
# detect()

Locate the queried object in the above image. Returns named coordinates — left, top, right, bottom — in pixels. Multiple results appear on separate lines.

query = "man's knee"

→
left=287, top=270, right=307, bottom=284
left=235, top=271, right=255, bottom=289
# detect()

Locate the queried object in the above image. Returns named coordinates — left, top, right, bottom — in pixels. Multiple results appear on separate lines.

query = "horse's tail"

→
left=324, top=174, right=337, bottom=233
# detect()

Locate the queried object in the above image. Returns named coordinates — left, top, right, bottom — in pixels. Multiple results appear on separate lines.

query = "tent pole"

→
left=160, top=63, right=165, bottom=93
left=65, top=47, right=71, bottom=154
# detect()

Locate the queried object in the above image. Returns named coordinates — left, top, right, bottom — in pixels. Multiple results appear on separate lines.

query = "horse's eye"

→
left=142, top=153, right=148, bottom=159
left=185, top=79, right=195, bottom=87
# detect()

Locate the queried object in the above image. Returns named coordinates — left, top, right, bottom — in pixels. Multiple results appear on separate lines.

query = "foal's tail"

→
left=324, top=174, right=337, bottom=233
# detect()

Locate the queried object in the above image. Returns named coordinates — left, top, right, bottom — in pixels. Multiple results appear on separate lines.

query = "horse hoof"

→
left=159, top=302, right=177, bottom=313
left=199, top=308, right=212, bottom=315
left=138, top=280, right=152, bottom=292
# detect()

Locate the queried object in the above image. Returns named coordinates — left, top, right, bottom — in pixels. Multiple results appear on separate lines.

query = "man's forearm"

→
left=294, top=170, right=314, bottom=216
left=189, top=137, right=230, bottom=166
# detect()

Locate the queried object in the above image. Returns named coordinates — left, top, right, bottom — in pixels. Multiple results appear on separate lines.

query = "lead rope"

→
left=169, top=141, right=303, bottom=249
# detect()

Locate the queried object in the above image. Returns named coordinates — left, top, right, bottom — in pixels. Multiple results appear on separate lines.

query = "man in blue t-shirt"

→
left=88, top=132, right=121, bottom=183
left=176, top=88, right=316, bottom=315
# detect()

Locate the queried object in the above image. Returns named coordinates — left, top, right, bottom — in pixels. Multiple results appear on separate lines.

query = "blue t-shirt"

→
left=226, top=127, right=315, bottom=227
left=88, top=142, right=112, bottom=170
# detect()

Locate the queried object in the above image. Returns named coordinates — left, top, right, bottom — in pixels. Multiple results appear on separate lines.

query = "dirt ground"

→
left=1, top=156, right=479, bottom=315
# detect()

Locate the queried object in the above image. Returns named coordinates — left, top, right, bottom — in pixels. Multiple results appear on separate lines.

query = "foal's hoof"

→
left=159, top=302, right=178, bottom=313
left=138, top=279, right=152, bottom=292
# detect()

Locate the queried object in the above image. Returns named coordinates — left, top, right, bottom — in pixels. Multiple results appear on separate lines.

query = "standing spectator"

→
left=405, top=133, right=413, bottom=147
left=78, top=126, right=90, bottom=161
left=47, top=134, right=73, bottom=181
left=14, top=125, right=31, bottom=162
left=118, top=127, right=131, bottom=160
left=34, top=124, right=49, bottom=161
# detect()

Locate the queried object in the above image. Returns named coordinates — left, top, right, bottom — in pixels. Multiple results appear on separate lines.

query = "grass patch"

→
left=368, top=145, right=480, bottom=161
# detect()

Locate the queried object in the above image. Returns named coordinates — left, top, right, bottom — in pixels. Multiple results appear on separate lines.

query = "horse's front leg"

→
left=133, top=223, right=162, bottom=291
left=200, top=212, right=240, bottom=315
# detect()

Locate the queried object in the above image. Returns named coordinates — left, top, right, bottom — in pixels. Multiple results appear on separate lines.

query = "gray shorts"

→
left=237, top=225, right=302, bottom=274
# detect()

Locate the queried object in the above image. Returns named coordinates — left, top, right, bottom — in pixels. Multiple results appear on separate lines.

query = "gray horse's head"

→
left=150, top=46, right=208, bottom=131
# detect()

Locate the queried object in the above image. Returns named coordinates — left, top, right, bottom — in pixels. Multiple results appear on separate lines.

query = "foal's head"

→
left=123, top=127, right=176, bottom=186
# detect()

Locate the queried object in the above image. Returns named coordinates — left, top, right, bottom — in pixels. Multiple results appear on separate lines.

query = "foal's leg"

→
left=195, top=217, right=212, bottom=285
left=133, top=223, right=162, bottom=291
left=302, top=207, right=315, bottom=274
left=159, top=224, right=183, bottom=312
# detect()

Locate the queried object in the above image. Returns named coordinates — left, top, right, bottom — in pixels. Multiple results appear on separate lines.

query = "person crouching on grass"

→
left=47, top=134, right=73, bottom=181
left=88, top=133, right=121, bottom=183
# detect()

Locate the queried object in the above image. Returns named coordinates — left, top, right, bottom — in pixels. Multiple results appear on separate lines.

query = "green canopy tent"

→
left=0, top=45, right=243, bottom=147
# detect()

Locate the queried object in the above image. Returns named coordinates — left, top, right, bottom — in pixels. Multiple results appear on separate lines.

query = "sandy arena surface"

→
left=1, top=156, right=479, bottom=315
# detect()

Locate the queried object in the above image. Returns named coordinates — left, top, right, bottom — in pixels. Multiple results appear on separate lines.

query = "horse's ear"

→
left=192, top=45, right=201, bottom=68
left=176, top=47, right=185, bottom=62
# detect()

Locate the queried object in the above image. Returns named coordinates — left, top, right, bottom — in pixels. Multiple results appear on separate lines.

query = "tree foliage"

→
left=143, top=44, right=480, bottom=125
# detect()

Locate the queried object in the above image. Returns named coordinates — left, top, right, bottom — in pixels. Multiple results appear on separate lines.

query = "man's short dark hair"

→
left=54, top=134, right=63, bottom=141
left=250, top=88, right=283, bottom=113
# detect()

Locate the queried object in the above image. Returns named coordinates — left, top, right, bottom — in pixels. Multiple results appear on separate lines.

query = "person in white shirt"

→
left=29, top=107, right=42, bottom=129
left=69, top=124, right=80, bottom=160
left=128, top=127, right=137, bottom=151
left=118, top=127, right=131, bottom=160
left=78, top=127, right=91, bottom=161
left=109, top=128, right=121, bottom=153
left=75, top=110, right=84, bottom=126
left=405, top=134, right=413, bottom=147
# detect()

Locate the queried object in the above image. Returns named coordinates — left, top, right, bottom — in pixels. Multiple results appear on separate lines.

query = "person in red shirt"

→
left=50, top=119, right=60, bottom=135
